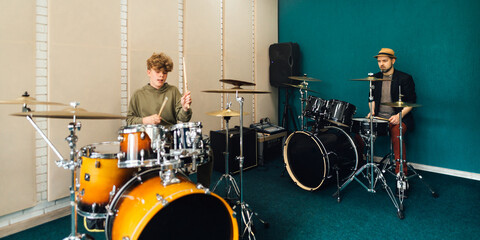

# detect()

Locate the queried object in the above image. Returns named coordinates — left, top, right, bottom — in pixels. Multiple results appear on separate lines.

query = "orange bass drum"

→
left=105, top=168, right=238, bottom=240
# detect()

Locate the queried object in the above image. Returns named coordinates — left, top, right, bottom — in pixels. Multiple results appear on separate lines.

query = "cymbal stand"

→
left=297, top=81, right=309, bottom=130
left=23, top=102, right=88, bottom=239
left=333, top=74, right=403, bottom=219
left=212, top=104, right=240, bottom=203
left=233, top=92, right=268, bottom=239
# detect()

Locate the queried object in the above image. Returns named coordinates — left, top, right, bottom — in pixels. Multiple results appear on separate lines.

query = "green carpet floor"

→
left=3, top=153, right=479, bottom=240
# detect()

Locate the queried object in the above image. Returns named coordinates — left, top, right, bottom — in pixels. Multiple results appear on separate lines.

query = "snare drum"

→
left=78, top=142, right=137, bottom=219
left=118, top=125, right=153, bottom=168
left=105, top=168, right=238, bottom=240
left=326, top=99, right=357, bottom=127
left=169, top=122, right=205, bottom=158
left=352, top=118, right=389, bottom=136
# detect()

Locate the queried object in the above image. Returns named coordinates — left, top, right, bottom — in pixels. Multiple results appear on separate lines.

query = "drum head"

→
left=284, top=127, right=358, bottom=191
left=284, top=131, right=327, bottom=191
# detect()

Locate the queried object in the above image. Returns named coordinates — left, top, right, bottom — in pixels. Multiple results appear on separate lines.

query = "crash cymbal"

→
left=206, top=109, right=249, bottom=117
left=203, top=89, right=270, bottom=94
left=288, top=76, right=322, bottom=82
left=381, top=101, right=422, bottom=108
left=219, top=79, right=256, bottom=88
left=11, top=107, right=126, bottom=119
left=351, top=77, right=391, bottom=81
left=0, top=96, right=65, bottom=106
left=282, top=83, right=320, bottom=93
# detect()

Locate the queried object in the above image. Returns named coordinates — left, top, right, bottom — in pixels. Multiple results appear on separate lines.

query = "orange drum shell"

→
left=119, top=132, right=152, bottom=159
left=111, top=174, right=238, bottom=240
left=79, top=156, right=136, bottom=206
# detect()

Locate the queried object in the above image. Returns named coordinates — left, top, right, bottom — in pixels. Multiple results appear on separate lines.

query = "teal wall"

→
left=278, top=0, right=480, bottom=174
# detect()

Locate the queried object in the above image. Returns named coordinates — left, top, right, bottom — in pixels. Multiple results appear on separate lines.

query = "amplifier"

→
left=210, top=126, right=257, bottom=174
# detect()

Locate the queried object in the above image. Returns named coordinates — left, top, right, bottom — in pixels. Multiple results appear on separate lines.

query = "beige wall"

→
left=0, top=0, right=278, bottom=233
left=0, top=0, right=37, bottom=216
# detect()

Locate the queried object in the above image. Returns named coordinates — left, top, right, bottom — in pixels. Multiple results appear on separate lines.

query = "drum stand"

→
left=212, top=111, right=241, bottom=204
left=333, top=76, right=403, bottom=219
left=232, top=93, right=268, bottom=240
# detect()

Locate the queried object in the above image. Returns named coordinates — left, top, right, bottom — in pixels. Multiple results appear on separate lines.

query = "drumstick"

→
left=374, top=116, right=390, bottom=121
left=182, top=57, right=190, bottom=109
left=158, top=96, right=168, bottom=117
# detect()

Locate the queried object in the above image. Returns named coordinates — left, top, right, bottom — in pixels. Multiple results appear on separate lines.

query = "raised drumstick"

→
left=158, top=96, right=168, bottom=117
left=183, top=57, right=190, bottom=109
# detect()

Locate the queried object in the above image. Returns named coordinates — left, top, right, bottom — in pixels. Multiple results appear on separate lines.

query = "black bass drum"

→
left=283, top=126, right=358, bottom=191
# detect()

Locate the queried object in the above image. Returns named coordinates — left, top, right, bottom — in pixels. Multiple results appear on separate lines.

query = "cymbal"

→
left=282, top=83, right=320, bottom=93
left=219, top=79, right=256, bottom=88
left=288, top=76, right=322, bottom=82
left=351, top=77, right=391, bottom=81
left=11, top=107, right=126, bottom=119
left=381, top=101, right=422, bottom=108
left=0, top=96, right=66, bottom=106
left=206, top=109, right=249, bottom=117
left=202, top=89, right=270, bottom=94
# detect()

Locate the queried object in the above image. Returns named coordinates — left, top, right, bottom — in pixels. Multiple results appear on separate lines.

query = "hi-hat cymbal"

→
left=11, top=107, right=126, bottom=119
left=282, top=83, right=320, bottom=93
left=351, top=77, right=391, bottom=81
left=0, top=96, right=66, bottom=106
left=203, top=89, right=270, bottom=94
left=219, top=79, right=256, bottom=88
left=288, top=76, right=322, bottom=82
left=206, top=109, right=249, bottom=117
left=381, top=101, right=422, bottom=108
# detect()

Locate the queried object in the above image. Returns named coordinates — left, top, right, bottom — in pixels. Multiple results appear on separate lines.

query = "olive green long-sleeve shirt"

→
left=126, top=83, right=192, bottom=126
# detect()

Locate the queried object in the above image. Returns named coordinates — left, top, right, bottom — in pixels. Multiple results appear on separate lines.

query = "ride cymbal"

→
left=282, top=83, right=320, bottom=93
left=219, top=79, right=256, bottom=88
left=288, top=76, right=322, bottom=82
left=202, top=89, right=270, bottom=94
left=206, top=109, right=249, bottom=117
left=381, top=101, right=422, bottom=108
left=11, top=107, right=126, bottom=119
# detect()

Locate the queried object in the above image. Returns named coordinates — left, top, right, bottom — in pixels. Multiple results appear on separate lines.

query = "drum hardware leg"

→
left=405, top=163, right=438, bottom=198
left=234, top=93, right=269, bottom=239
left=334, top=166, right=342, bottom=203
left=212, top=115, right=241, bottom=203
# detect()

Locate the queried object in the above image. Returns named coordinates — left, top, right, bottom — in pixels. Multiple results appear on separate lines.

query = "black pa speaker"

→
left=210, top=127, right=257, bottom=174
left=269, top=42, right=300, bottom=87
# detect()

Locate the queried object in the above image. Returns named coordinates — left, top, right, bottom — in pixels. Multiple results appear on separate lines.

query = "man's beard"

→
left=381, top=65, right=393, bottom=73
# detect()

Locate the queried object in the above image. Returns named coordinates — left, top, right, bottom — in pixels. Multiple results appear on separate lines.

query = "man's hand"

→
left=143, top=114, right=161, bottom=125
left=181, top=91, right=192, bottom=111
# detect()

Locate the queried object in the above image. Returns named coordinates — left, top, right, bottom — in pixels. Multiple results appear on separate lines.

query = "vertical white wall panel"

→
left=0, top=0, right=37, bottom=215
left=48, top=0, right=122, bottom=200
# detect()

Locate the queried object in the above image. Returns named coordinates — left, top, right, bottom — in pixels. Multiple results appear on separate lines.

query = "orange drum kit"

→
left=2, top=92, right=238, bottom=240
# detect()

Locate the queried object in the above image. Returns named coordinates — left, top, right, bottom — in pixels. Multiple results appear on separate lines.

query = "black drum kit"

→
left=282, top=74, right=437, bottom=219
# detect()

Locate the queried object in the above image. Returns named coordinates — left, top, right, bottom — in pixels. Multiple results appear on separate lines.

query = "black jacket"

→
left=372, top=69, right=417, bottom=131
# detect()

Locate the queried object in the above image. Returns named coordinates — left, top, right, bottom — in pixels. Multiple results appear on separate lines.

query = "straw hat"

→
left=374, top=48, right=397, bottom=59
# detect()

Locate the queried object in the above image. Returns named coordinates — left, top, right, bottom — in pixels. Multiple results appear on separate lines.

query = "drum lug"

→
left=140, top=132, right=146, bottom=140
left=84, top=173, right=90, bottom=181
left=140, top=149, right=145, bottom=160
left=91, top=203, right=97, bottom=213
left=117, top=152, right=125, bottom=160
left=117, top=135, right=124, bottom=142
left=196, top=183, right=211, bottom=195
left=109, top=185, right=117, bottom=203
left=156, top=194, right=169, bottom=206
left=122, top=236, right=131, bottom=240
left=94, top=160, right=101, bottom=168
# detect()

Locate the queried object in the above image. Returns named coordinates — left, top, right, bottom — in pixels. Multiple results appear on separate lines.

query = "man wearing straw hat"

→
left=368, top=48, right=417, bottom=196
left=126, top=52, right=212, bottom=187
